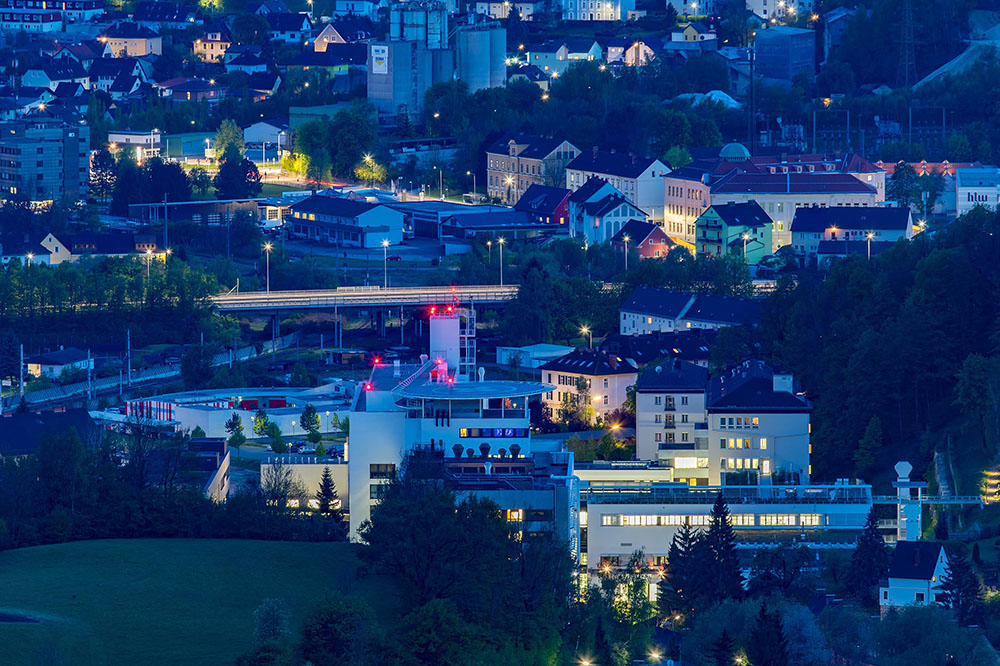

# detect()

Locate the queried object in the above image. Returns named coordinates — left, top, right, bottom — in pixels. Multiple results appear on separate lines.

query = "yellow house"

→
left=194, top=26, right=232, bottom=63
left=100, top=22, right=163, bottom=57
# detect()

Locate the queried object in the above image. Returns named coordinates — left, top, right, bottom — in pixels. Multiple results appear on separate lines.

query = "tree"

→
left=266, top=421, right=286, bottom=453
left=89, top=149, right=117, bottom=202
left=845, top=508, right=890, bottom=605
left=854, top=415, right=883, bottom=476
left=300, top=593, right=380, bottom=666
left=663, top=145, right=692, bottom=169
left=225, top=412, right=246, bottom=457
left=746, top=601, right=789, bottom=666
left=395, top=599, right=479, bottom=666
left=191, top=425, right=206, bottom=438
left=252, top=408, right=270, bottom=437
left=300, top=403, right=320, bottom=435
left=110, top=156, right=148, bottom=217
left=0, top=329, right=19, bottom=382
left=887, top=162, right=922, bottom=208
left=231, top=13, right=271, bottom=45
left=939, top=551, right=983, bottom=626
left=315, top=466, right=343, bottom=523
left=181, top=343, right=217, bottom=389
left=214, top=144, right=262, bottom=200
left=709, top=628, right=736, bottom=666
left=353, top=156, right=387, bottom=187
left=661, top=521, right=699, bottom=617
left=700, top=494, right=743, bottom=606
left=253, top=598, right=291, bottom=646
left=190, top=167, right=212, bottom=195
left=215, top=119, right=246, bottom=157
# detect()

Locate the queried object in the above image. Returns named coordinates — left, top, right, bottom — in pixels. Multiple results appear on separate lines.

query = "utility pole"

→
left=87, top=348, right=92, bottom=401
left=18, top=344, right=23, bottom=398
left=163, top=194, right=169, bottom=250
left=126, top=329, right=132, bottom=386
left=898, top=0, right=916, bottom=88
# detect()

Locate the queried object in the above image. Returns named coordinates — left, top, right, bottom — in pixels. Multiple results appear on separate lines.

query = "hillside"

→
left=0, top=539, right=398, bottom=666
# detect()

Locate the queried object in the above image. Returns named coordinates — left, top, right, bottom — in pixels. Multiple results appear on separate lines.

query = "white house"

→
left=955, top=166, right=1000, bottom=218
left=880, top=541, right=949, bottom=612
left=790, top=206, right=913, bottom=257
left=26, top=348, right=93, bottom=378
left=563, top=0, right=635, bottom=22
left=538, top=350, right=638, bottom=424
left=568, top=177, right=647, bottom=247
left=619, top=286, right=762, bottom=335
left=566, top=148, right=670, bottom=221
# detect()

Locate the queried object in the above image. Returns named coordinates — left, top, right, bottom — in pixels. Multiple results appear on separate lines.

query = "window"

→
left=800, top=514, right=821, bottom=526
left=370, top=463, right=395, bottom=479
left=915, top=592, right=925, bottom=603
left=369, top=483, right=388, bottom=500
left=759, top=437, right=767, bottom=450
left=654, top=396, right=662, bottom=405
left=681, top=396, right=688, bottom=405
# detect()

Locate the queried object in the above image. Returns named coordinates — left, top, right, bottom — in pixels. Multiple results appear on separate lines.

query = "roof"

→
left=636, top=358, right=710, bottom=392
left=712, top=172, right=877, bottom=195
left=32, top=60, right=87, bottom=80
left=102, top=22, right=160, bottom=39
left=583, top=193, right=641, bottom=218
left=0, top=409, right=97, bottom=457
left=601, top=329, right=716, bottom=365
left=513, top=184, right=570, bottom=215
left=444, top=210, right=545, bottom=231
left=290, top=194, right=378, bottom=217
left=132, top=1, right=196, bottom=22
left=88, top=58, right=137, bottom=78
left=888, top=541, right=944, bottom=580
left=707, top=201, right=772, bottom=228
left=26, top=347, right=89, bottom=365
left=285, top=44, right=367, bottom=66
left=791, top=206, right=910, bottom=232
left=529, top=40, right=566, bottom=53
left=568, top=149, right=663, bottom=179
left=266, top=12, right=311, bottom=31
left=682, top=293, right=762, bottom=326
left=564, top=38, right=600, bottom=54
left=396, top=379, right=551, bottom=400
left=60, top=231, right=140, bottom=255
left=486, top=134, right=569, bottom=159
left=610, top=219, right=664, bottom=244
left=568, top=176, right=609, bottom=204
left=620, top=286, right=695, bottom=318
left=329, top=15, right=375, bottom=40
left=708, top=361, right=809, bottom=412
left=538, top=350, right=638, bottom=377
left=228, top=53, right=266, bottom=67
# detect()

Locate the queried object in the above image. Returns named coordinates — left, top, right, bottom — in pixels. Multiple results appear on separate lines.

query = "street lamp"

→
left=622, top=234, right=630, bottom=271
left=649, top=651, right=662, bottom=663
left=381, top=238, right=390, bottom=288
left=25, top=252, right=33, bottom=267
left=307, top=0, right=313, bottom=18
left=498, top=237, right=506, bottom=286
left=466, top=170, right=476, bottom=196
left=486, top=239, right=492, bottom=263
left=263, top=242, right=273, bottom=293
left=145, top=248, right=153, bottom=278
left=581, top=325, right=592, bottom=350
left=741, top=231, right=750, bottom=259
left=866, top=231, right=874, bottom=261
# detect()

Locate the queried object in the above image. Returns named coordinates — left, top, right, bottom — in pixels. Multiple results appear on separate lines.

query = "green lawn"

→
left=0, top=539, right=399, bottom=666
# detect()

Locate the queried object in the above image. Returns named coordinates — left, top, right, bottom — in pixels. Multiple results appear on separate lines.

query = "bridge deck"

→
left=211, top=285, right=520, bottom=312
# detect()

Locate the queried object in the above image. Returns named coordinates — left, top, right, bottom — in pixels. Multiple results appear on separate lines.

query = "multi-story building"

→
left=513, top=184, right=571, bottom=226
left=486, top=135, right=580, bottom=203
left=0, top=0, right=104, bottom=22
left=474, top=0, right=542, bottom=20
left=285, top=194, right=405, bottom=248
left=754, top=26, right=815, bottom=82
left=193, top=23, right=232, bottom=62
left=562, top=0, right=635, bottom=22
left=0, top=119, right=89, bottom=201
left=567, top=148, right=670, bottom=221
left=619, top=285, right=762, bottom=335
left=567, top=177, right=647, bottom=247
left=99, top=22, right=163, bottom=57
left=955, top=166, right=1000, bottom=218
left=538, top=350, right=638, bottom=424
left=634, top=358, right=810, bottom=486
left=663, top=146, right=885, bottom=250
left=790, top=206, right=913, bottom=258
left=0, top=8, right=60, bottom=31
left=695, top=201, right=772, bottom=264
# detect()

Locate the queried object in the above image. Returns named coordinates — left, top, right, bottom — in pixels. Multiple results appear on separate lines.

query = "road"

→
left=211, top=284, right=519, bottom=313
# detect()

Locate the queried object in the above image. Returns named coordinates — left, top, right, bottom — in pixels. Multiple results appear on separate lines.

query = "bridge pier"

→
left=376, top=309, right=386, bottom=338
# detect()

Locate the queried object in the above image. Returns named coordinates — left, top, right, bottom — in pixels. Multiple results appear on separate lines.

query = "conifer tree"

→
left=747, top=601, right=789, bottom=666
left=702, top=493, right=743, bottom=604
left=845, top=508, right=890, bottom=605
left=315, top=466, right=344, bottom=525
left=940, top=551, right=984, bottom=626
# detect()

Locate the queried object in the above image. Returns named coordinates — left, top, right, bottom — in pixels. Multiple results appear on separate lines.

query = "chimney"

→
left=772, top=373, right=793, bottom=394
left=592, top=146, right=598, bottom=159
left=393, top=359, right=401, bottom=377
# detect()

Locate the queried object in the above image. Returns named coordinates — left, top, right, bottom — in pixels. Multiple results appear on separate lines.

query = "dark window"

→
left=369, top=483, right=388, bottom=500
left=369, top=463, right=395, bottom=479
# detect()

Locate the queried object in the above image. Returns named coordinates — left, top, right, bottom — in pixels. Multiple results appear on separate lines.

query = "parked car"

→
left=387, top=255, right=402, bottom=261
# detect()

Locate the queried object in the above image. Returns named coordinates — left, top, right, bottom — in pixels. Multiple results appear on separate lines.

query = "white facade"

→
left=562, top=0, right=635, bottom=22
left=635, top=385, right=708, bottom=483
left=790, top=216, right=914, bottom=256
left=955, top=166, right=1000, bottom=218
left=567, top=158, right=669, bottom=221
left=620, top=309, right=684, bottom=335
left=880, top=544, right=949, bottom=611
left=709, top=405, right=810, bottom=484
left=540, top=367, right=637, bottom=424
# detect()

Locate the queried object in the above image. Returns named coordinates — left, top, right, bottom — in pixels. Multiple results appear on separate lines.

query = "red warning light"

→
left=446, top=305, right=454, bottom=313
left=446, top=376, right=455, bottom=385
left=451, top=285, right=456, bottom=292
left=372, top=355, right=382, bottom=365
left=430, top=306, right=437, bottom=315
left=364, top=383, right=373, bottom=391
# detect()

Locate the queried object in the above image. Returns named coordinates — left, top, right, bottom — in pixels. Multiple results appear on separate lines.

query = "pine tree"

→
left=747, top=602, right=789, bottom=666
left=854, top=415, right=883, bottom=476
left=709, top=629, right=735, bottom=666
left=702, top=494, right=743, bottom=605
left=0, top=328, right=19, bottom=382
left=315, top=466, right=344, bottom=524
left=300, top=403, right=320, bottom=434
left=661, top=522, right=699, bottom=617
left=845, top=508, right=890, bottom=605
left=940, top=551, right=984, bottom=626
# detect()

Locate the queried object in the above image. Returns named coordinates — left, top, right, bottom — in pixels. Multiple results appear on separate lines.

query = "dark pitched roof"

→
left=248, top=71, right=281, bottom=91
left=53, top=82, right=84, bottom=97
left=709, top=201, right=771, bottom=228
left=610, top=219, right=663, bottom=244
left=102, top=22, right=160, bottom=39
left=538, top=350, right=638, bottom=376
left=568, top=176, right=609, bottom=204
left=290, top=194, right=378, bottom=217
left=791, top=206, right=911, bottom=232
left=568, top=149, right=663, bottom=179
left=510, top=64, right=547, bottom=82
left=26, top=347, right=89, bottom=365
left=486, top=134, right=568, bottom=159
left=682, top=293, right=762, bottom=326
left=636, top=358, right=710, bottom=392
left=329, top=15, right=375, bottom=40
left=88, top=58, right=137, bottom=78
left=888, top=541, right=944, bottom=580
left=513, top=184, right=570, bottom=216
left=227, top=53, right=266, bottom=67
left=530, top=40, right=565, bottom=53
left=0, top=409, right=97, bottom=457
left=285, top=44, right=367, bottom=66
left=564, top=38, right=600, bottom=53
left=602, top=329, right=716, bottom=366
left=712, top=172, right=877, bottom=195
left=620, top=286, right=695, bottom=318
left=266, top=12, right=311, bottom=31
left=60, top=231, right=139, bottom=255
left=708, top=361, right=810, bottom=412
left=132, top=1, right=196, bottom=22
left=36, top=60, right=87, bottom=80
left=584, top=193, right=642, bottom=218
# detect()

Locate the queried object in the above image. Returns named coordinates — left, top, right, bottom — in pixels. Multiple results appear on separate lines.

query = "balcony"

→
left=663, top=422, right=676, bottom=429
left=663, top=404, right=676, bottom=412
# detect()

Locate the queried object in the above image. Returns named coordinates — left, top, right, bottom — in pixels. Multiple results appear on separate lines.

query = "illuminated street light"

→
left=263, top=242, right=273, bottom=293
left=498, top=237, right=506, bottom=286
left=580, top=325, right=592, bottom=349
left=381, top=238, right=390, bottom=288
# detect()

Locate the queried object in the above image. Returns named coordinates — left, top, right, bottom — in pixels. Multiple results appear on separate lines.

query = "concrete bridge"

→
left=210, top=285, right=520, bottom=313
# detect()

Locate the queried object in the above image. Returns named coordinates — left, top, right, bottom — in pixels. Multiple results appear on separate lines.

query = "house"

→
left=0, top=9, right=61, bottom=32
left=53, top=41, right=110, bottom=70
left=157, top=78, right=226, bottom=104
left=266, top=12, right=312, bottom=44
left=562, top=0, right=634, bottom=22
left=99, top=22, right=163, bottom=57
left=611, top=219, right=676, bottom=259
left=568, top=177, right=647, bottom=247
left=252, top=0, right=290, bottom=13
left=88, top=58, right=149, bottom=94
left=513, top=184, right=571, bottom=226
left=619, top=285, right=762, bottom=334
left=243, top=119, right=288, bottom=146
left=223, top=44, right=264, bottom=65
left=440, top=210, right=561, bottom=241
left=508, top=63, right=550, bottom=90
left=226, top=52, right=268, bottom=75
left=285, top=194, right=404, bottom=247
left=26, top=347, right=93, bottom=378
left=671, top=21, right=717, bottom=43
left=0, top=409, right=97, bottom=457
left=823, top=7, right=855, bottom=63
left=39, top=231, right=161, bottom=264
left=485, top=134, right=580, bottom=203
left=880, top=541, right=949, bottom=612
left=332, top=0, right=378, bottom=17
left=538, top=350, right=638, bottom=424
left=566, top=148, right=670, bottom=221
left=634, top=358, right=810, bottom=485
left=599, top=329, right=716, bottom=368
left=474, top=0, right=542, bottom=20
left=193, top=23, right=232, bottom=63
left=525, top=41, right=568, bottom=74
left=247, top=71, right=283, bottom=99
left=564, top=38, right=603, bottom=62
left=695, top=201, right=772, bottom=264
left=606, top=37, right=658, bottom=66
left=313, top=16, right=375, bottom=49
left=789, top=206, right=913, bottom=258
left=131, top=1, right=197, bottom=29
left=21, top=60, right=89, bottom=91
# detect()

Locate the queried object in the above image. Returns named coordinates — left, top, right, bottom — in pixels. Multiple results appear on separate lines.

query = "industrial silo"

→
left=457, top=25, right=491, bottom=92
left=488, top=25, right=506, bottom=88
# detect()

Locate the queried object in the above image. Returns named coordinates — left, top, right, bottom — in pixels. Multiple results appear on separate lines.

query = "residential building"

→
left=21, top=60, right=89, bottom=91
left=513, top=184, right=571, bottom=226
left=26, top=347, right=93, bottom=378
left=599, top=329, right=716, bottom=368
left=695, top=201, right=772, bottom=264
left=671, top=21, right=717, bottom=43
left=99, top=22, right=163, bottom=57
left=619, top=286, right=762, bottom=335
left=333, top=0, right=378, bottom=16
left=605, top=37, right=657, bottom=66
left=0, top=8, right=60, bottom=31
left=0, top=409, right=98, bottom=458
left=524, top=41, right=569, bottom=74
left=314, top=17, right=376, bottom=49
left=955, top=166, right=1000, bottom=217
left=474, top=0, right=542, bottom=20
left=634, top=358, right=810, bottom=485
left=485, top=135, right=580, bottom=203
left=538, top=350, right=638, bottom=424
left=789, top=206, right=913, bottom=258
left=567, top=177, right=647, bottom=247
left=566, top=148, right=670, bottom=221
left=610, top=219, right=676, bottom=259
left=0, top=0, right=104, bottom=22
left=754, top=26, right=815, bottom=82
left=562, top=0, right=634, bottom=22
left=880, top=541, right=948, bottom=612
left=131, top=1, right=197, bottom=29
left=564, top=39, right=603, bottom=62
left=194, top=24, right=233, bottom=63
left=266, top=12, right=312, bottom=44
left=38, top=231, right=162, bottom=264
left=157, top=78, right=227, bottom=104
left=0, top=119, right=89, bottom=201
left=285, top=194, right=405, bottom=247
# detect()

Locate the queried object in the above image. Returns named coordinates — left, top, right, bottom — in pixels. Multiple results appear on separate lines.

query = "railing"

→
left=584, top=484, right=873, bottom=506
left=211, top=285, right=520, bottom=311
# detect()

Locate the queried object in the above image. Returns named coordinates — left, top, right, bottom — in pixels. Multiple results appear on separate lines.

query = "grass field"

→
left=0, top=539, right=398, bottom=666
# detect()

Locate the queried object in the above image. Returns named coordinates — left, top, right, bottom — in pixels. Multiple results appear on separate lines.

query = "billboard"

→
left=372, top=45, right=388, bottom=74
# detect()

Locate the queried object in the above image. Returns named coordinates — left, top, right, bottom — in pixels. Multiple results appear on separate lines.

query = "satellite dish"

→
left=874, top=114, right=880, bottom=124
left=895, top=461, right=913, bottom=480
